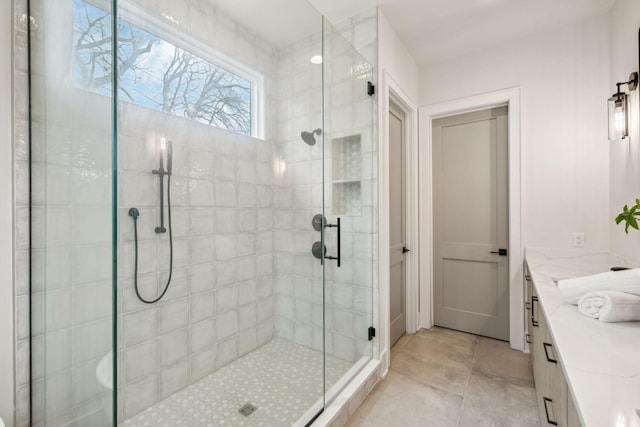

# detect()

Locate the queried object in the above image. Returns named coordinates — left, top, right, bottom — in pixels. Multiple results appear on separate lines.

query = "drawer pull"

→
left=525, top=333, right=531, bottom=344
left=531, top=296, right=539, bottom=327
left=543, top=342, right=558, bottom=364
left=543, top=397, right=558, bottom=425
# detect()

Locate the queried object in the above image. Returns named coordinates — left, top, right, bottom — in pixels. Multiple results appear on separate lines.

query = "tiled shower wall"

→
left=116, top=107, right=277, bottom=420
left=116, top=0, right=281, bottom=420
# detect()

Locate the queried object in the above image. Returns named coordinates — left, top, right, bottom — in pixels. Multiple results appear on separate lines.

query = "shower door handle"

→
left=325, top=217, right=341, bottom=267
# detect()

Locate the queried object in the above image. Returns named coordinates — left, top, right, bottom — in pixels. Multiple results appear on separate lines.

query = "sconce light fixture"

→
left=608, top=72, right=638, bottom=141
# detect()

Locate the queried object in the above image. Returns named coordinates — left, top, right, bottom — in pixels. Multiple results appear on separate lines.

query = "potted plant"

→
left=615, top=199, right=640, bottom=233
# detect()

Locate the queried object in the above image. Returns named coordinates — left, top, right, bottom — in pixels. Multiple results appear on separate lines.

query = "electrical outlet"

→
left=572, top=232, right=585, bottom=248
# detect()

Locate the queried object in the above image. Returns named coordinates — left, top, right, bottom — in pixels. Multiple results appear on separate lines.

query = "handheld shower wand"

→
left=129, top=138, right=175, bottom=304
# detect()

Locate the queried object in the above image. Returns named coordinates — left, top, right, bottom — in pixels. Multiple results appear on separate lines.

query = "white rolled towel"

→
left=578, top=291, right=640, bottom=322
left=557, top=268, right=640, bottom=304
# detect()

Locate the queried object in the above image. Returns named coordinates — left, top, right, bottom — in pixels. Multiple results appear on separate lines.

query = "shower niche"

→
left=332, top=134, right=362, bottom=216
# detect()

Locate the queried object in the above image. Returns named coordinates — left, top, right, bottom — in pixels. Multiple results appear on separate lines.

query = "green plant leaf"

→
left=614, top=201, right=640, bottom=234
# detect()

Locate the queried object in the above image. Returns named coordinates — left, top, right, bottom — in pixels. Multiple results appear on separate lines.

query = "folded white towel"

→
left=578, top=291, right=640, bottom=322
left=557, top=268, right=640, bottom=304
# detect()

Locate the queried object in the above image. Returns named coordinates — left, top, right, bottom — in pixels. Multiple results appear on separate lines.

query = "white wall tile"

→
left=190, top=264, right=216, bottom=293
left=191, top=318, right=216, bottom=352
left=216, top=286, right=238, bottom=313
left=215, top=337, right=238, bottom=369
left=122, top=374, right=159, bottom=419
left=123, top=308, right=158, bottom=348
left=124, top=340, right=158, bottom=383
left=215, top=310, right=238, bottom=340
left=159, top=328, right=189, bottom=368
left=237, top=328, right=257, bottom=356
left=238, top=303, right=256, bottom=330
left=190, top=290, right=215, bottom=321
left=216, top=260, right=237, bottom=286
left=189, top=179, right=215, bottom=207
left=160, top=359, right=190, bottom=399
left=189, top=343, right=216, bottom=383
left=158, top=298, right=189, bottom=335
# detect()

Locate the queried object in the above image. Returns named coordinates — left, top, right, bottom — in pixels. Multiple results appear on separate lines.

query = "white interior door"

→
left=389, top=103, right=407, bottom=346
left=432, top=107, right=509, bottom=341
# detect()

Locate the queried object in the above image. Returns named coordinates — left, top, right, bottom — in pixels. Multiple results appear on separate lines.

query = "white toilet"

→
left=96, top=353, right=113, bottom=423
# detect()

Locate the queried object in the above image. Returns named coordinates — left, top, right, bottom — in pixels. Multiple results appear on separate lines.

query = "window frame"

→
left=79, top=0, right=265, bottom=139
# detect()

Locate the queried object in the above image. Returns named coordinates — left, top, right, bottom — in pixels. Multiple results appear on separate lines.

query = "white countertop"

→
left=525, top=248, right=640, bottom=427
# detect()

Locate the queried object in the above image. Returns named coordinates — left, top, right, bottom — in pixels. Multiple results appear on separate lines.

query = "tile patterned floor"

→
left=122, top=338, right=352, bottom=427
left=345, top=327, right=539, bottom=427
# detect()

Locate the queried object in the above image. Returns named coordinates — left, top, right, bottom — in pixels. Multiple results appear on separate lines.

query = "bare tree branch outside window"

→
left=73, top=0, right=253, bottom=135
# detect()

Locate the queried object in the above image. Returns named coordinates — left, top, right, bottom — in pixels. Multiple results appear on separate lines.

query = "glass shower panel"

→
left=29, top=0, right=116, bottom=425
left=322, top=17, right=376, bottom=402
left=28, top=0, right=376, bottom=425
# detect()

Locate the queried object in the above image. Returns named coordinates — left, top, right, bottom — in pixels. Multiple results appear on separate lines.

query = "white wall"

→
left=419, top=14, right=611, bottom=251
left=609, top=0, right=640, bottom=261
left=0, top=0, right=15, bottom=425
left=378, top=9, right=419, bottom=104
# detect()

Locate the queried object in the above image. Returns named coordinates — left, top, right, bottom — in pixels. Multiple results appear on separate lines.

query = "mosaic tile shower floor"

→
left=121, top=339, right=352, bottom=427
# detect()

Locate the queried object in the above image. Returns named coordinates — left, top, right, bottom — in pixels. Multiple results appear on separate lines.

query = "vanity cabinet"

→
left=567, top=395, right=581, bottom=427
left=525, top=271, right=581, bottom=427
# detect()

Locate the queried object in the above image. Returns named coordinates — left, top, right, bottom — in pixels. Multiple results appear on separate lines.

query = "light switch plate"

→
left=572, top=232, right=585, bottom=248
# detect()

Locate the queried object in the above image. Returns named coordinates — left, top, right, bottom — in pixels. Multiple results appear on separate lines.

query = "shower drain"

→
left=238, top=403, right=257, bottom=416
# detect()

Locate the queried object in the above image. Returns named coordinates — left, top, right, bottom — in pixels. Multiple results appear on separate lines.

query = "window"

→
left=73, top=0, right=261, bottom=137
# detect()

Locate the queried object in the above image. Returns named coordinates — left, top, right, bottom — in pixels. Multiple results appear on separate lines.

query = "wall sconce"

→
left=608, top=72, right=638, bottom=141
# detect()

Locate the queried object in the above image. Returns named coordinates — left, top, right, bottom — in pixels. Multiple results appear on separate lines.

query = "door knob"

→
left=402, top=247, right=410, bottom=254
left=490, top=248, right=508, bottom=256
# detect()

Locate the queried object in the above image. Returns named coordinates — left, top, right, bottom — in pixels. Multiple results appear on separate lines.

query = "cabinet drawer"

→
left=527, top=274, right=569, bottom=427
left=533, top=324, right=568, bottom=426
left=539, top=338, right=567, bottom=426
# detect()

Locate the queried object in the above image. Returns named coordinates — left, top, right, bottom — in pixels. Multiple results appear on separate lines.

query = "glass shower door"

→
left=321, top=17, right=376, bottom=406
left=29, top=0, right=117, bottom=425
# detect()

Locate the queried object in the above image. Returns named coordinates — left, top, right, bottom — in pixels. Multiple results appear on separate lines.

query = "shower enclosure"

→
left=27, top=0, right=376, bottom=425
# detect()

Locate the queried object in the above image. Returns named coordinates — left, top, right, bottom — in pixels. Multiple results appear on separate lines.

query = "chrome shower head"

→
left=301, top=128, right=322, bottom=146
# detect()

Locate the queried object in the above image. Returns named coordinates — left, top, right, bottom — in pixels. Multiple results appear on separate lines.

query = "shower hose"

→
left=129, top=175, right=173, bottom=304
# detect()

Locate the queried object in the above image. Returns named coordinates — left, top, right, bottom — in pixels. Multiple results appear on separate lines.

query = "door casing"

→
left=378, top=72, right=419, bottom=374
left=418, top=88, right=523, bottom=351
